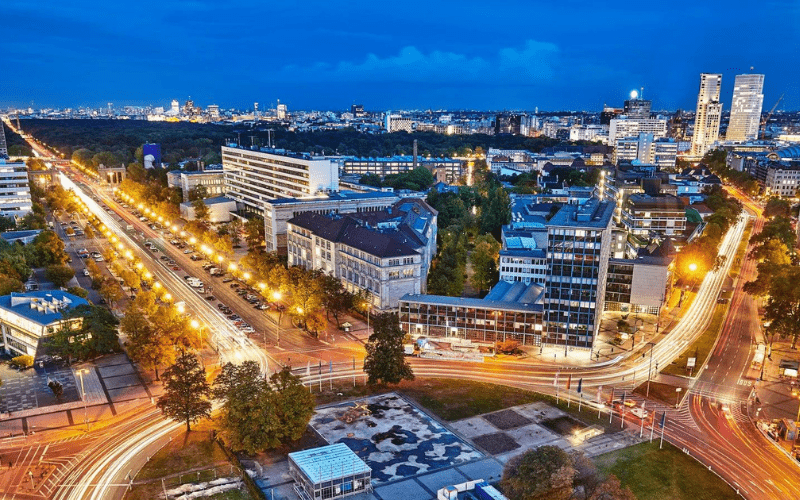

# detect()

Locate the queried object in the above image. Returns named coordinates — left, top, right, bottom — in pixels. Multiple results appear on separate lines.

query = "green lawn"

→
left=661, top=303, right=729, bottom=377
left=595, top=441, right=739, bottom=500
left=128, top=420, right=256, bottom=500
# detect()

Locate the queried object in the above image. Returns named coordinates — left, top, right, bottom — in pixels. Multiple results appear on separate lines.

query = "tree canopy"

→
left=363, top=313, right=414, bottom=385
left=157, top=351, right=213, bottom=432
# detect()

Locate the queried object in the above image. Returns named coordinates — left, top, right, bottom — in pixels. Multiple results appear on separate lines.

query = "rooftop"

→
left=627, top=193, right=685, bottom=210
left=288, top=212, right=420, bottom=258
left=267, top=190, right=398, bottom=206
left=289, top=443, right=371, bottom=485
left=346, top=155, right=459, bottom=163
left=547, top=197, right=615, bottom=229
left=0, top=291, right=88, bottom=326
left=402, top=281, right=544, bottom=313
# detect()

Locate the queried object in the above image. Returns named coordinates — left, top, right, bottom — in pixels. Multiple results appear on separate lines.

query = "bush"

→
left=496, top=339, right=521, bottom=355
left=10, top=355, right=34, bottom=369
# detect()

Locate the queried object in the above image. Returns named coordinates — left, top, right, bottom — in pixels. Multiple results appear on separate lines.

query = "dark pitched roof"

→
left=288, top=212, right=419, bottom=258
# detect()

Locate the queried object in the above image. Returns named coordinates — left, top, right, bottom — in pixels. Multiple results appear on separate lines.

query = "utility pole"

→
left=646, top=342, right=656, bottom=397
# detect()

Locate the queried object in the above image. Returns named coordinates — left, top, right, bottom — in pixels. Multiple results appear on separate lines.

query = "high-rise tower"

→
left=727, top=74, right=764, bottom=142
left=691, top=73, right=723, bottom=157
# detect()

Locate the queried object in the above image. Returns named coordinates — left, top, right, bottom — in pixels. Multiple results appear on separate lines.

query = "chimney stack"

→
left=413, top=140, right=418, bottom=169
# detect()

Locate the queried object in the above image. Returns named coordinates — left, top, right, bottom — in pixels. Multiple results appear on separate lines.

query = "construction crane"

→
left=760, top=93, right=784, bottom=140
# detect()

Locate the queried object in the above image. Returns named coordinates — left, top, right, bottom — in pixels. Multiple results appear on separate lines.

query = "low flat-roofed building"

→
left=0, top=291, right=88, bottom=356
left=167, top=168, right=225, bottom=200
left=288, top=443, right=372, bottom=500
left=343, top=156, right=462, bottom=182
left=179, top=196, right=237, bottom=223
left=400, top=280, right=545, bottom=346
left=0, top=229, right=41, bottom=245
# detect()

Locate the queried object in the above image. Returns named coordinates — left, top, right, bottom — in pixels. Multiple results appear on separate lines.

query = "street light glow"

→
left=689, top=263, right=697, bottom=272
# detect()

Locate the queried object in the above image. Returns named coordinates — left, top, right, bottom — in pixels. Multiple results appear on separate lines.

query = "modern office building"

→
left=727, top=74, right=765, bottom=142
left=0, top=122, right=7, bottom=158
left=342, top=156, right=462, bottom=181
left=614, top=134, right=678, bottom=169
left=621, top=193, right=686, bottom=237
left=167, top=168, right=226, bottom=200
left=263, top=191, right=400, bottom=252
left=608, top=118, right=668, bottom=144
left=385, top=113, right=414, bottom=132
left=691, top=73, right=723, bottom=157
left=623, top=98, right=652, bottom=119
left=179, top=196, right=237, bottom=223
left=0, top=291, right=88, bottom=357
left=288, top=444, right=372, bottom=500
left=401, top=196, right=614, bottom=353
left=286, top=198, right=437, bottom=310
left=0, top=159, right=32, bottom=218
left=542, top=198, right=615, bottom=350
left=221, top=146, right=339, bottom=216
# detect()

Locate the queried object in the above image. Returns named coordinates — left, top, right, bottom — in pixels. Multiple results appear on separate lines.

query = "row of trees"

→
left=425, top=162, right=510, bottom=297
left=22, top=119, right=564, bottom=165
left=744, top=200, right=800, bottom=349
left=674, top=184, right=742, bottom=282
left=702, top=150, right=760, bottom=196
left=120, top=290, right=205, bottom=380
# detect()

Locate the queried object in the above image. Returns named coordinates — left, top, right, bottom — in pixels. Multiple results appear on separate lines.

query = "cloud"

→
left=265, top=40, right=559, bottom=86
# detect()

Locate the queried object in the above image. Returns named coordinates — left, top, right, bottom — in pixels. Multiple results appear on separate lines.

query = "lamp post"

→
left=78, top=369, right=90, bottom=431
left=272, top=291, right=283, bottom=347
left=646, top=342, right=656, bottom=397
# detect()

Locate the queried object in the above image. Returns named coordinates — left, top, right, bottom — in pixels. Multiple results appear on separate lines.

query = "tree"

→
left=470, top=234, right=501, bottom=293
left=245, top=217, right=265, bottom=250
left=763, top=197, right=791, bottom=219
left=48, top=379, right=64, bottom=401
left=121, top=307, right=173, bottom=381
left=481, top=187, right=511, bottom=238
left=10, top=355, right=34, bottom=369
left=67, top=286, right=89, bottom=298
left=269, top=367, right=315, bottom=443
left=157, top=351, right=213, bottom=432
left=192, top=198, right=210, bottom=223
left=45, top=265, right=75, bottom=288
left=587, top=475, right=637, bottom=500
left=228, top=218, right=243, bottom=247
left=213, top=362, right=314, bottom=454
left=187, top=185, right=209, bottom=202
left=98, top=277, right=124, bottom=308
left=0, top=276, right=23, bottom=296
left=26, top=231, right=67, bottom=267
left=762, top=266, right=800, bottom=349
left=320, top=274, right=353, bottom=328
left=363, top=313, right=414, bottom=385
left=501, top=445, right=575, bottom=500
left=49, top=305, right=120, bottom=363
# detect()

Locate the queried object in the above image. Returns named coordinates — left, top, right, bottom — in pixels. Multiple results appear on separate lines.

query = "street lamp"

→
left=77, top=368, right=90, bottom=431
left=272, top=291, right=283, bottom=347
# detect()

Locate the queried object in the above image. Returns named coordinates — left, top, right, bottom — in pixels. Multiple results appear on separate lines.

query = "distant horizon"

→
left=3, top=1, right=798, bottom=112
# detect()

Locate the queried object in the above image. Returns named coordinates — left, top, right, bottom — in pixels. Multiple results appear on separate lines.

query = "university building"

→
left=0, top=291, right=87, bottom=357
left=221, top=146, right=339, bottom=216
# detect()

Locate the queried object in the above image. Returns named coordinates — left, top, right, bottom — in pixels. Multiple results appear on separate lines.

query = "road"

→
left=8, top=121, right=796, bottom=499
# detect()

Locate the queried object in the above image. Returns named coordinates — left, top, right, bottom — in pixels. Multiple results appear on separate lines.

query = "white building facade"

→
left=0, top=160, right=32, bottom=218
left=691, top=73, right=723, bottom=157
left=221, top=146, right=339, bottom=215
left=727, top=74, right=765, bottom=142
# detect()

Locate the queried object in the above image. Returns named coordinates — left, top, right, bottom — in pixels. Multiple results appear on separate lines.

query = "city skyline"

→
left=3, top=0, right=798, bottom=111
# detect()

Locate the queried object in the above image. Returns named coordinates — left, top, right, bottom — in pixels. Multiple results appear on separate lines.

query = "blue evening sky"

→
left=2, top=0, right=798, bottom=111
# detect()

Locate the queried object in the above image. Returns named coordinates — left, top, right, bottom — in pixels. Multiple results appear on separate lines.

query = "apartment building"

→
left=221, top=146, right=339, bottom=215
left=691, top=73, right=723, bottom=157
left=608, top=118, right=668, bottom=144
left=763, top=161, right=800, bottom=197
left=0, top=159, right=32, bottom=218
left=621, top=193, right=686, bottom=236
left=614, top=134, right=678, bottom=169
